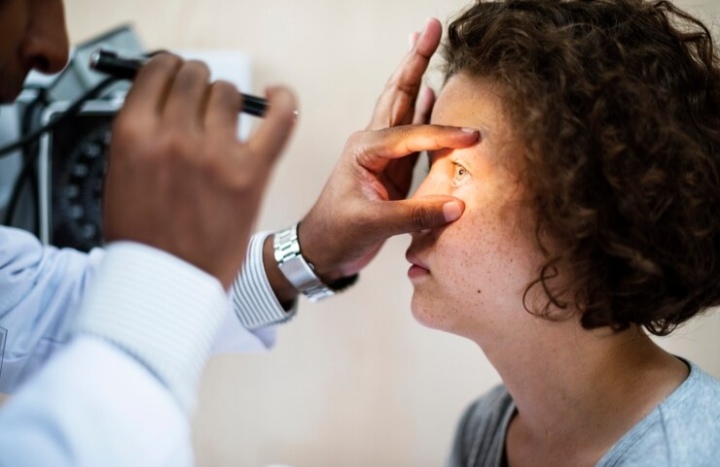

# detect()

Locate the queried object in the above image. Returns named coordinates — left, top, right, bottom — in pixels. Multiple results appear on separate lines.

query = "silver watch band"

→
left=273, top=224, right=335, bottom=302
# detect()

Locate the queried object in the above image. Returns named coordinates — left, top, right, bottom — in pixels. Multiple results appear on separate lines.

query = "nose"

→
left=22, top=0, right=70, bottom=74
left=411, top=169, right=450, bottom=201
left=409, top=164, right=457, bottom=238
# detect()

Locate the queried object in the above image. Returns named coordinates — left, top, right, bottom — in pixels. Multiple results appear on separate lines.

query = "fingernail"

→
left=461, top=127, right=477, bottom=133
left=443, top=201, right=463, bottom=222
left=415, top=18, right=431, bottom=42
left=423, top=17, right=433, bottom=34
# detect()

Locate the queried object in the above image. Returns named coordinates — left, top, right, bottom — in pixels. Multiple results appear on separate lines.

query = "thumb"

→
left=247, top=86, right=298, bottom=165
left=370, top=196, right=465, bottom=236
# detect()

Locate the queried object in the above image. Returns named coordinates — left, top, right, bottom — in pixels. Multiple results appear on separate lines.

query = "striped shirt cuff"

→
left=231, top=231, right=297, bottom=330
left=72, top=242, right=228, bottom=414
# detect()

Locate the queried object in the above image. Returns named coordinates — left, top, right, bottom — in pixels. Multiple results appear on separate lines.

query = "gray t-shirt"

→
left=448, top=361, right=720, bottom=467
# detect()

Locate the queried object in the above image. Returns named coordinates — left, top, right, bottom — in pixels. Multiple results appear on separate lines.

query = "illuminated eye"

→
left=453, top=163, right=469, bottom=183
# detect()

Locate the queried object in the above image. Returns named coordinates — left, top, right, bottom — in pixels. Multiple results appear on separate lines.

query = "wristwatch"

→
left=273, top=223, right=336, bottom=302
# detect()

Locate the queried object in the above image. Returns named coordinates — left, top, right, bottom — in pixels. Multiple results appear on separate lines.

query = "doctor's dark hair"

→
left=442, top=0, right=720, bottom=335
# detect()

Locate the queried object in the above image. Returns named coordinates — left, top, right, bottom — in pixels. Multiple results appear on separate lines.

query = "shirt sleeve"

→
left=0, top=227, right=283, bottom=394
left=230, top=231, right=297, bottom=330
left=72, top=241, right=228, bottom=412
left=0, top=241, right=229, bottom=466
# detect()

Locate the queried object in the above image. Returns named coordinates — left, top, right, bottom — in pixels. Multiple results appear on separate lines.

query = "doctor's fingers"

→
left=119, top=53, right=183, bottom=124
left=113, top=54, right=216, bottom=152
left=162, top=60, right=212, bottom=128
left=346, top=125, right=480, bottom=174
left=366, top=195, right=466, bottom=236
left=368, top=17, right=442, bottom=130
left=412, top=86, right=436, bottom=125
left=204, top=80, right=241, bottom=137
left=241, top=86, right=298, bottom=173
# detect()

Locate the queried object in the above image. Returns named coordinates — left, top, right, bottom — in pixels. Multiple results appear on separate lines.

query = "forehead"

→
left=432, top=73, right=520, bottom=166
left=431, top=73, right=507, bottom=131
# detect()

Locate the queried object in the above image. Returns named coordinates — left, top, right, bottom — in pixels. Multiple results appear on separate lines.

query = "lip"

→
left=405, top=250, right=430, bottom=278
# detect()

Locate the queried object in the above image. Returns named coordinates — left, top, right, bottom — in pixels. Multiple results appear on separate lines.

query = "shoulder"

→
left=660, top=362, right=720, bottom=430
left=601, top=362, right=720, bottom=466
left=657, top=363, right=720, bottom=459
left=460, top=384, right=514, bottom=430
left=448, top=385, right=514, bottom=467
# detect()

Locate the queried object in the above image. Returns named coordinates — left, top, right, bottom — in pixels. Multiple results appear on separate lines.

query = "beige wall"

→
left=64, top=1, right=720, bottom=466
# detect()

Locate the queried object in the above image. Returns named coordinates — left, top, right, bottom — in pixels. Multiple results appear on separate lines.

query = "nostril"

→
left=29, top=48, right=68, bottom=75
left=32, top=56, right=51, bottom=74
left=22, top=34, right=70, bottom=75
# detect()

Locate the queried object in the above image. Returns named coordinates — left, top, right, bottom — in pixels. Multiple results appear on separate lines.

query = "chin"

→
left=410, top=294, right=456, bottom=332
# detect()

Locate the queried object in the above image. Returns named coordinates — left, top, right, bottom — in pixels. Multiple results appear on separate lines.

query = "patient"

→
left=405, top=0, right=720, bottom=465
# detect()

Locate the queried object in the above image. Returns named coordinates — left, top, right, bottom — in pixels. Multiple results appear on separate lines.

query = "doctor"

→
left=0, top=0, right=477, bottom=465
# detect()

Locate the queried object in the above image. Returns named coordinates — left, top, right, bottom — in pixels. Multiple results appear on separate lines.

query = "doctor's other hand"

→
left=296, top=18, right=460, bottom=283
left=298, top=124, right=479, bottom=283
left=103, top=54, right=297, bottom=289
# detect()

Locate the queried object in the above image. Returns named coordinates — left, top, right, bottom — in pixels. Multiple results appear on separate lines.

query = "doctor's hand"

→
left=368, top=17, right=442, bottom=129
left=297, top=124, right=478, bottom=284
left=103, top=53, right=297, bottom=289
left=294, top=18, right=467, bottom=283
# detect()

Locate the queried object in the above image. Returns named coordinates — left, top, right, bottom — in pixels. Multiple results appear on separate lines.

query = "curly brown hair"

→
left=442, top=0, right=720, bottom=335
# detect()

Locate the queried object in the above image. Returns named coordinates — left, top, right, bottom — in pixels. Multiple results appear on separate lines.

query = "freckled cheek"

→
left=445, top=195, right=523, bottom=270
left=456, top=191, right=506, bottom=235
left=433, top=204, right=500, bottom=269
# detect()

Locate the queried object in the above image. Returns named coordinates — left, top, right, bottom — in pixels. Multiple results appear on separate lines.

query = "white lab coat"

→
left=0, top=226, right=290, bottom=466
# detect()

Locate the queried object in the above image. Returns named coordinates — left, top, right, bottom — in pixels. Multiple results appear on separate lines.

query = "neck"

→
left=472, top=317, right=688, bottom=465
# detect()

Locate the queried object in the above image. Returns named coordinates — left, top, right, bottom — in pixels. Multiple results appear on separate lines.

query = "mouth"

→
left=405, top=249, right=430, bottom=279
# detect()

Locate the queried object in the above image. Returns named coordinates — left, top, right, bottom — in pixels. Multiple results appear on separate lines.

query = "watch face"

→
left=48, top=108, right=115, bottom=251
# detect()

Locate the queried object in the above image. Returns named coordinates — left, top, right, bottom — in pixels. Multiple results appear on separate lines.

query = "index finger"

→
left=368, top=18, right=443, bottom=130
left=244, top=86, right=298, bottom=170
left=121, top=53, right=183, bottom=117
left=352, top=125, right=480, bottom=174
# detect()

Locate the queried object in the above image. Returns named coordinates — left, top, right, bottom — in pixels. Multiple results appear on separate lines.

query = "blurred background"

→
left=34, top=0, right=720, bottom=465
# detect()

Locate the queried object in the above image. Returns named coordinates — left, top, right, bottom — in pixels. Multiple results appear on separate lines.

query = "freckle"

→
left=477, top=289, right=482, bottom=294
